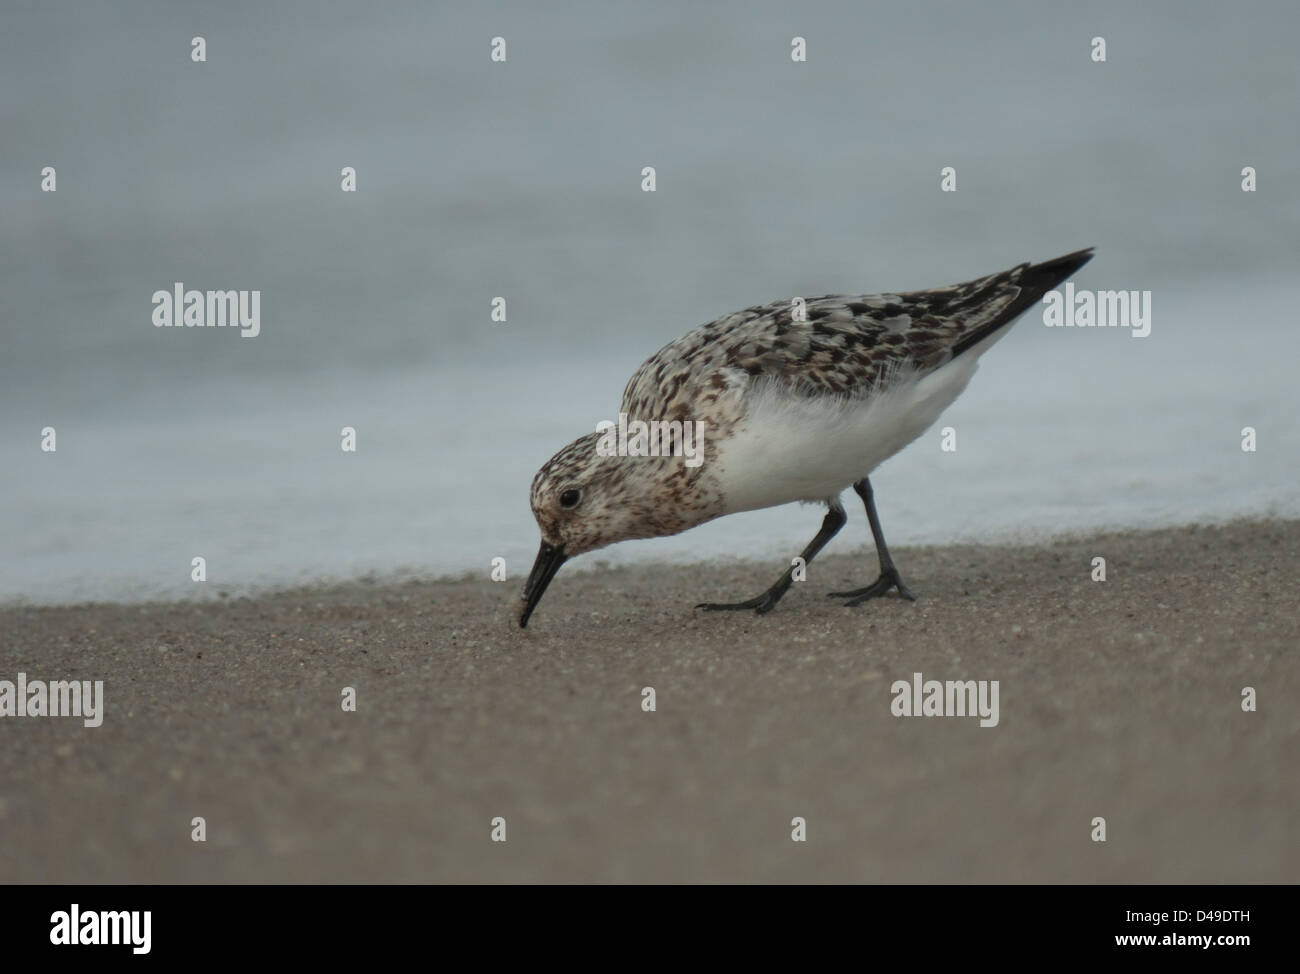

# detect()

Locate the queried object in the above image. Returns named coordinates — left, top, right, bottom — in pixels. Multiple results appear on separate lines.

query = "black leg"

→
left=697, top=502, right=846, bottom=614
left=827, top=478, right=916, bottom=606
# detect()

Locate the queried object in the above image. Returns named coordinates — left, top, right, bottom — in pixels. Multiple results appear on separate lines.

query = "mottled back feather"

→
left=621, top=249, right=1094, bottom=423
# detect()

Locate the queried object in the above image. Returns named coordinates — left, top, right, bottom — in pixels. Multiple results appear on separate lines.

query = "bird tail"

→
left=950, top=247, right=1094, bottom=358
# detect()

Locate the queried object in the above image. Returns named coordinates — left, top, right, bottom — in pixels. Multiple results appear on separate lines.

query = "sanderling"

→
left=520, top=247, right=1094, bottom=627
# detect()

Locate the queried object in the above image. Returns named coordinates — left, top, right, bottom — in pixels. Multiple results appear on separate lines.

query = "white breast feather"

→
left=712, top=355, right=981, bottom=513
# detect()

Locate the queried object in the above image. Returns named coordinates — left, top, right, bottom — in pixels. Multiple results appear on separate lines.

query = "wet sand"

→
left=1, top=519, right=1296, bottom=883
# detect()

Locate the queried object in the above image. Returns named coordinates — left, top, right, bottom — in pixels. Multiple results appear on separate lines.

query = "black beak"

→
left=519, top=541, right=568, bottom=628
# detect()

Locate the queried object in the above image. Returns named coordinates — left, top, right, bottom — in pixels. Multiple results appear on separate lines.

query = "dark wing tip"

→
left=949, top=247, right=1095, bottom=359
left=1024, top=247, right=1095, bottom=285
left=1012, top=246, right=1095, bottom=304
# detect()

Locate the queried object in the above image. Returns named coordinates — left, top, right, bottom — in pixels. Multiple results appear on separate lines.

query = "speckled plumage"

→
left=521, top=248, right=1095, bottom=626
left=620, top=254, right=1060, bottom=423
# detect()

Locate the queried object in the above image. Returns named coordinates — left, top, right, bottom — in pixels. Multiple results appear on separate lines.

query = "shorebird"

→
left=520, top=248, right=1094, bottom=627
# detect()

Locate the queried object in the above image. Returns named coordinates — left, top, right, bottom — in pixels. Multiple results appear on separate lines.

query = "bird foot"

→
left=696, top=586, right=788, bottom=614
left=827, top=568, right=916, bottom=607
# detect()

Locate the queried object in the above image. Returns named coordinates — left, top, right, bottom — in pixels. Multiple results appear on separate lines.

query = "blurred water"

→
left=2, top=0, right=1297, bottom=603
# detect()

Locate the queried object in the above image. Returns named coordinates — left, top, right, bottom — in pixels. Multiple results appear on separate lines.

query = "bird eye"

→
left=559, top=488, right=582, bottom=509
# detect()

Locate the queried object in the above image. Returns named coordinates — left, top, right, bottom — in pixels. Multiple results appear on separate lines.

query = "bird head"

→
left=519, top=428, right=717, bottom=627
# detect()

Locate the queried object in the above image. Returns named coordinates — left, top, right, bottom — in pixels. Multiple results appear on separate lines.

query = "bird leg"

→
left=827, top=478, right=916, bottom=606
left=697, top=503, right=846, bottom=614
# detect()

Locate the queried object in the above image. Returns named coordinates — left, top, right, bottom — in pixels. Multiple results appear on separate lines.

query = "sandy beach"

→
left=1, top=519, right=1296, bottom=883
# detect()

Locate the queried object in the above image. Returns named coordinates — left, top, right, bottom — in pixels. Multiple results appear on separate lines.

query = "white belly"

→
left=712, top=357, right=980, bottom=513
